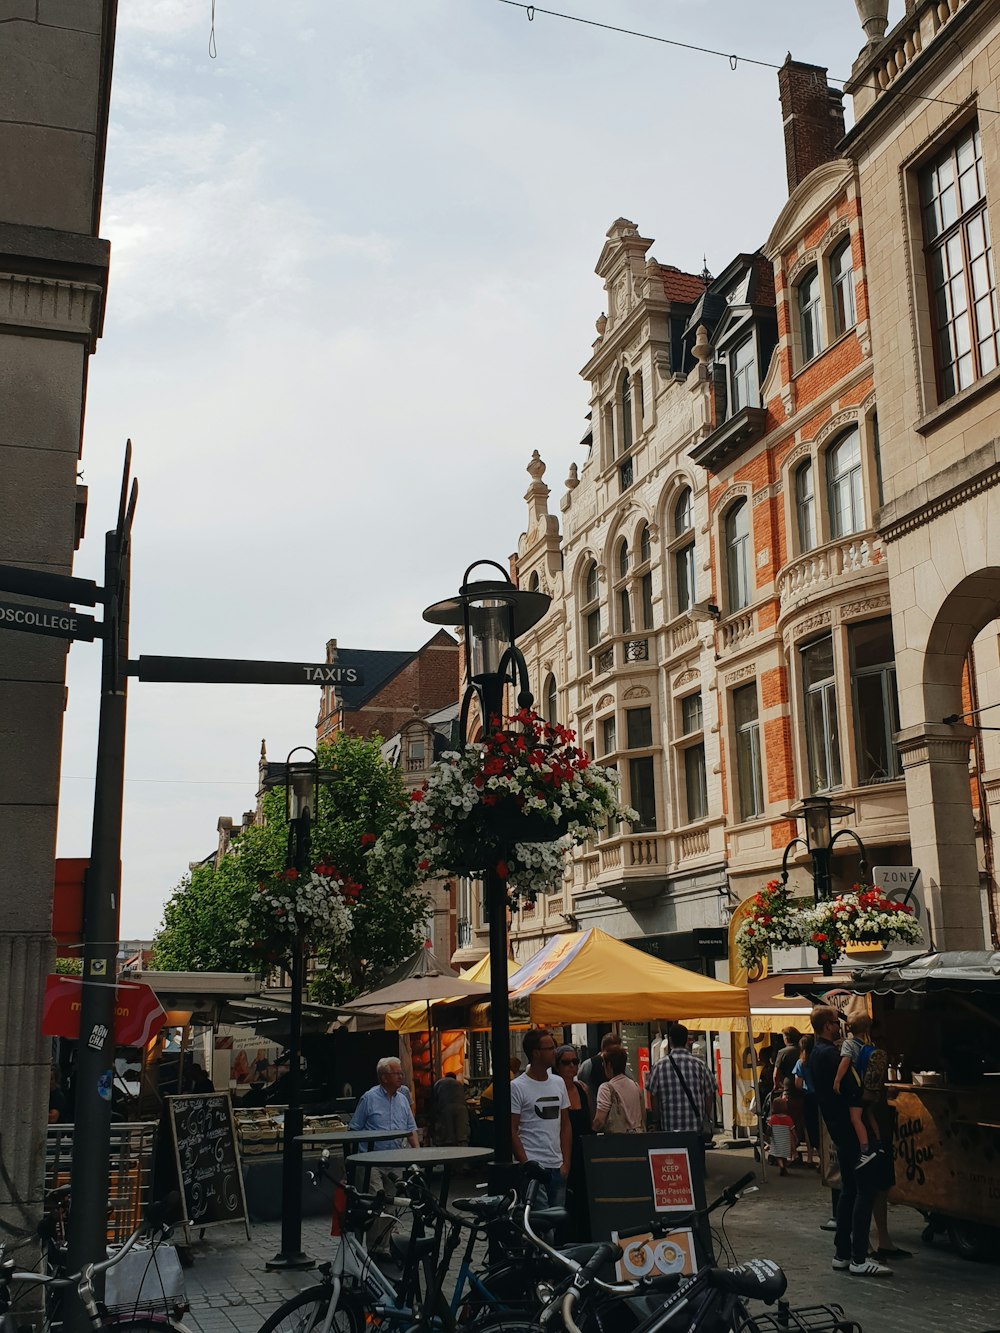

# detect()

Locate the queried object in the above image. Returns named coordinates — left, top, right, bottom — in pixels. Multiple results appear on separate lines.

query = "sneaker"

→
left=820, top=1219, right=838, bottom=1231
left=857, top=1148, right=879, bottom=1168
left=849, top=1258, right=893, bottom=1277
left=832, top=1257, right=851, bottom=1271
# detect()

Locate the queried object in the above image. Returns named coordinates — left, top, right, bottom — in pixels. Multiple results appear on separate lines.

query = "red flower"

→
left=411, top=789, right=425, bottom=802
left=360, top=832, right=377, bottom=848
left=495, top=860, right=509, bottom=880
left=282, top=868, right=299, bottom=881
left=418, top=858, right=430, bottom=872
left=812, top=932, right=827, bottom=943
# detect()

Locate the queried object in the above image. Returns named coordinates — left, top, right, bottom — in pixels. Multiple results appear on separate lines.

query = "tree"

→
left=151, top=733, right=431, bottom=1001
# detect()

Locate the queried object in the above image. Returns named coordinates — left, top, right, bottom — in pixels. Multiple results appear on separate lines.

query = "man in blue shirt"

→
left=350, top=1056, right=419, bottom=1150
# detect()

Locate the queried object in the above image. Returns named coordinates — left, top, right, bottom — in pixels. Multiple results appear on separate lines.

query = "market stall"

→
left=851, top=950, right=1000, bottom=1260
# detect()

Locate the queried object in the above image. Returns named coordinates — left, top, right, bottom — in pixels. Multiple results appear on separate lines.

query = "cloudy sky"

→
left=56, top=1, right=898, bottom=937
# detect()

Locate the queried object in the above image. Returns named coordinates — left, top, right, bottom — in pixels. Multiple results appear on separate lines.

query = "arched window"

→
left=621, top=371, right=633, bottom=452
left=795, top=461, right=816, bottom=553
left=639, top=523, right=652, bottom=566
left=827, top=429, right=864, bottom=537
left=671, top=488, right=696, bottom=615
left=674, top=487, right=694, bottom=536
left=725, top=500, right=751, bottom=611
left=614, top=540, right=631, bottom=633
left=527, top=570, right=540, bottom=593
left=544, top=673, right=558, bottom=725
left=798, top=267, right=823, bottom=363
left=635, top=523, right=653, bottom=631
left=829, top=238, right=856, bottom=337
left=582, top=561, right=601, bottom=649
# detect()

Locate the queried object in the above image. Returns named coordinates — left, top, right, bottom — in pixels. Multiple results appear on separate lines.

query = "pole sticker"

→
left=89, top=959, right=108, bottom=976
left=87, top=1022, right=109, bottom=1051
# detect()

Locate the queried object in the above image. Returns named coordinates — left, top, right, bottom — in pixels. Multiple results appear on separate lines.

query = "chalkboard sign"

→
left=582, top=1132, right=710, bottom=1279
left=167, top=1093, right=250, bottom=1237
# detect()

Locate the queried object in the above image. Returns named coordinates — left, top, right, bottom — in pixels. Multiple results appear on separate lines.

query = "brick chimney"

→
left=777, top=57, right=846, bottom=192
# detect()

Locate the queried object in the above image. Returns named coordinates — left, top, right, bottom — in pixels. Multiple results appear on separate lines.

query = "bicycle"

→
left=0, top=1201, right=192, bottom=1333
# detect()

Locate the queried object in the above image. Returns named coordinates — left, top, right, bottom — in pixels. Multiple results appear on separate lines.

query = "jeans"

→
left=834, top=1142, right=877, bottom=1264
left=536, top=1166, right=566, bottom=1209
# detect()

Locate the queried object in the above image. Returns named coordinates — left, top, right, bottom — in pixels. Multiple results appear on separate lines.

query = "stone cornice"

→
left=0, top=272, right=105, bottom=350
left=896, top=722, right=974, bottom=768
left=877, top=437, right=1000, bottom=542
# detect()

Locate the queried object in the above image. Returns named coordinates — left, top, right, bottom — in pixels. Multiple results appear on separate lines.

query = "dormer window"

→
left=798, top=267, right=823, bottom=362
left=730, top=335, right=758, bottom=414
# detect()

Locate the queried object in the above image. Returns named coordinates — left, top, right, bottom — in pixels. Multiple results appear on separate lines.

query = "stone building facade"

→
left=0, top=3, right=116, bottom=1241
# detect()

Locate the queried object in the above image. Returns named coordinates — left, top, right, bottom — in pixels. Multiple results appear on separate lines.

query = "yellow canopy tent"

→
left=506, top=928, right=750, bottom=1025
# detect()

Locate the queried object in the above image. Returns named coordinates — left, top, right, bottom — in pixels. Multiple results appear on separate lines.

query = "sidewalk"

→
left=179, top=1153, right=999, bottom=1333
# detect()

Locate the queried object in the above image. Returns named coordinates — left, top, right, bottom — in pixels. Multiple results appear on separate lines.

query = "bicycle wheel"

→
left=255, top=1286, right=363, bottom=1333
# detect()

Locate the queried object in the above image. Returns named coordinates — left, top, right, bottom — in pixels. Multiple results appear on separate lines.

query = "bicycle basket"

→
left=103, top=1244, right=188, bottom=1318
left=736, top=1303, right=861, bottom=1333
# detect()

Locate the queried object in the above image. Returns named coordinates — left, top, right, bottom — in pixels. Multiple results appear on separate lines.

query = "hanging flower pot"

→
left=242, top=865, right=358, bottom=960
left=796, top=886, right=922, bottom=965
left=372, top=709, right=636, bottom=906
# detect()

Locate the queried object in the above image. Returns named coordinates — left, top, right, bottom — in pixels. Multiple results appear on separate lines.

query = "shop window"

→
left=827, top=429, right=864, bottom=538
left=734, top=683, right=764, bottom=820
left=725, top=500, right=751, bottom=611
left=851, top=618, right=901, bottom=784
left=920, top=121, right=999, bottom=401
left=802, top=634, right=842, bottom=793
left=830, top=238, right=856, bottom=337
left=798, top=266, right=824, bottom=363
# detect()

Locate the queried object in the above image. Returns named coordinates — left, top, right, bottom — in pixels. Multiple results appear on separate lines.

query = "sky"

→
left=56, top=1, right=903, bottom=938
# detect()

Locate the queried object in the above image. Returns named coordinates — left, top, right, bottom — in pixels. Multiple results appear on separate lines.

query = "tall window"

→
left=544, top=673, right=558, bottom=725
left=621, top=371, right=634, bottom=452
left=798, top=267, right=823, bottom=363
left=827, top=429, right=864, bottom=538
left=636, top=522, right=654, bottom=631
left=615, top=539, right=631, bottom=633
left=725, top=500, right=751, bottom=611
left=625, top=707, right=655, bottom=832
left=673, top=488, right=696, bottom=614
left=802, top=635, right=842, bottom=792
left=851, top=618, right=901, bottom=784
left=796, top=461, right=816, bottom=553
left=681, top=693, right=707, bottom=822
left=583, top=561, right=601, bottom=649
left=830, top=238, right=856, bottom=336
left=920, top=122, right=999, bottom=401
left=626, top=707, right=653, bottom=749
left=730, top=335, right=758, bottom=413
left=872, top=413, right=884, bottom=507
left=734, top=683, right=764, bottom=820
left=601, top=715, right=617, bottom=755
left=639, top=523, right=652, bottom=565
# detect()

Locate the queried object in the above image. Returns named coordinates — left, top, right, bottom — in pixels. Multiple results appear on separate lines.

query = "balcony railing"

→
left=670, top=617, right=699, bottom=653
left=593, top=825, right=713, bottom=888
left=776, top=532, right=885, bottom=612
left=456, top=917, right=472, bottom=949
left=718, top=608, right=754, bottom=652
left=850, top=0, right=970, bottom=120
left=592, top=634, right=656, bottom=676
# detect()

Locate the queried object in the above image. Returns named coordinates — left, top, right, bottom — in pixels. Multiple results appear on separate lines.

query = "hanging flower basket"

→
left=735, top=879, right=811, bottom=969
left=242, top=864, right=358, bottom=960
left=372, top=709, right=636, bottom=906
left=796, top=886, right=922, bottom=964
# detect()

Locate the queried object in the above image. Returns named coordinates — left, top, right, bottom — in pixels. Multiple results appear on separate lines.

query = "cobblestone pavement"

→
left=178, top=1152, right=999, bottom=1333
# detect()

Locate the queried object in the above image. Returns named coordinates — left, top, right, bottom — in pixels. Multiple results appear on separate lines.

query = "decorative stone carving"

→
left=596, top=694, right=614, bottom=710
left=854, top=0, right=890, bottom=41
left=713, top=482, right=752, bottom=513
left=692, top=325, right=711, bottom=368
left=787, top=249, right=819, bottom=286
left=565, top=463, right=580, bottom=490
left=815, top=408, right=860, bottom=445
left=674, top=667, right=700, bottom=688
left=724, top=664, right=756, bottom=685
left=596, top=312, right=608, bottom=337
left=840, top=594, right=890, bottom=618
left=623, top=685, right=651, bottom=699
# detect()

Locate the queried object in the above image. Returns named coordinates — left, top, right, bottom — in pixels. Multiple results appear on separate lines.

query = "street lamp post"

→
left=264, top=746, right=334, bottom=1271
left=423, top=562, right=550, bottom=1166
left=781, top=794, right=870, bottom=976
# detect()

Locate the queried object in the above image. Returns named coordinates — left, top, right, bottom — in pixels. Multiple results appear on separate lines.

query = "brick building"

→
left=315, top=632, right=458, bottom=744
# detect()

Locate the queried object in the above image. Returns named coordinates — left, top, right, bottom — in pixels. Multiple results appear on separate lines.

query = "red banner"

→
left=41, top=975, right=166, bottom=1048
left=648, top=1147, right=695, bottom=1213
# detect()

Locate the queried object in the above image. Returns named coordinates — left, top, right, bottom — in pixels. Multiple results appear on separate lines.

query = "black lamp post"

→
left=780, top=794, right=870, bottom=977
left=424, top=561, right=549, bottom=1165
left=264, top=745, right=335, bottom=1271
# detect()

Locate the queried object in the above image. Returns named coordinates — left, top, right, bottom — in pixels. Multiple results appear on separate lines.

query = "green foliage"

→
left=54, top=956, right=83, bottom=976
left=151, top=733, right=431, bottom=1001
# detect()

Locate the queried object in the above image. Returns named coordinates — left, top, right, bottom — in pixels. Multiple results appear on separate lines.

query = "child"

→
left=833, top=1014, right=879, bottom=1167
left=768, top=1080, right=798, bottom=1176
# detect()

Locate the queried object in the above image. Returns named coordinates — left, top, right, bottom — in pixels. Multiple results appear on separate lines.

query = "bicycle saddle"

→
left=453, top=1195, right=509, bottom=1218
left=389, top=1233, right=438, bottom=1266
left=705, top=1259, right=786, bottom=1303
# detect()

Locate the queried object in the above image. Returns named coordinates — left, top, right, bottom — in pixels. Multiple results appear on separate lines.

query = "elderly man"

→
left=350, top=1056, right=419, bottom=1150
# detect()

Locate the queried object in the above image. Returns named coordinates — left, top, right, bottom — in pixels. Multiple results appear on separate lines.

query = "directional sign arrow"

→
left=0, top=600, right=101, bottom=641
left=0, top=562, right=102, bottom=606
left=127, top=655, right=365, bottom=687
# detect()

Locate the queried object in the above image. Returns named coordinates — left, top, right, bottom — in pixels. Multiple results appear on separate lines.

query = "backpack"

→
left=856, top=1043, right=875, bottom=1079
left=862, top=1047, right=888, bottom=1099
left=605, top=1082, right=639, bottom=1134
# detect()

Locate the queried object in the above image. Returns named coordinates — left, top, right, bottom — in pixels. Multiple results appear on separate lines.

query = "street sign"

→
left=41, top=975, right=166, bottom=1047
left=873, top=865, right=920, bottom=904
left=0, top=561, right=102, bottom=606
left=128, top=655, right=364, bottom=686
left=0, top=599, right=100, bottom=641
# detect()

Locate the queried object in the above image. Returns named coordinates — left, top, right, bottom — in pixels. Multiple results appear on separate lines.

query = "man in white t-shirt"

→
left=510, top=1028, right=571, bottom=1207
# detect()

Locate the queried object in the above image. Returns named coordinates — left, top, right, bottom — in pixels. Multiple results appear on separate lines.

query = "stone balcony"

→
left=776, top=531, right=886, bottom=620
left=848, top=0, right=973, bottom=122
left=591, top=632, right=657, bottom=679
left=591, top=823, right=716, bottom=901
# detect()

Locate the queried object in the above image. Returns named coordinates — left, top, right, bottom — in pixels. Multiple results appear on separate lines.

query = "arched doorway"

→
left=894, top=568, right=1000, bottom=950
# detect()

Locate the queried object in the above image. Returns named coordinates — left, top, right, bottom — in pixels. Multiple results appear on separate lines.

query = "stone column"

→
left=0, top=0, right=115, bottom=1244
left=896, top=722, right=986, bottom=950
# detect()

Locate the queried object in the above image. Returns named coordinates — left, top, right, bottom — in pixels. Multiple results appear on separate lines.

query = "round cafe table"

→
left=345, top=1145, right=493, bottom=1204
left=294, top=1129, right=408, bottom=1188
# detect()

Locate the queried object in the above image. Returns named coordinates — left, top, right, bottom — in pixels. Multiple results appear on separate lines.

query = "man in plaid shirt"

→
left=647, top=1024, right=715, bottom=1135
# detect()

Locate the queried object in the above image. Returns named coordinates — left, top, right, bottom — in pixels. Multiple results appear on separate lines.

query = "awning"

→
left=851, top=950, right=1000, bottom=995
